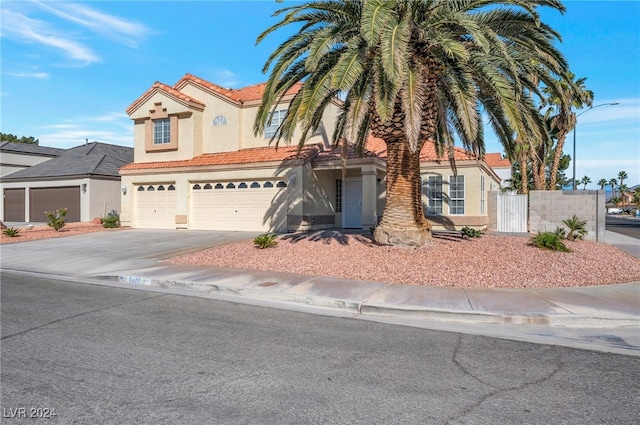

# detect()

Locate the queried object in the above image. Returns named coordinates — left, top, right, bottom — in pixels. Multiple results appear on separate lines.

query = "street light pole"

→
left=571, top=102, right=619, bottom=190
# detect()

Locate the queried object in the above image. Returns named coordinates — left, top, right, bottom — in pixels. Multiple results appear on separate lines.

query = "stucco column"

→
left=361, top=166, right=378, bottom=228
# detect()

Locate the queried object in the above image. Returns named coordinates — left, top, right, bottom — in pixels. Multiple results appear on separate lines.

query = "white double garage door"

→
left=134, top=181, right=287, bottom=231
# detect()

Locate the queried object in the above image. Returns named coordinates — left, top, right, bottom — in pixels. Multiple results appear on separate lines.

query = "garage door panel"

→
left=4, top=188, right=26, bottom=222
left=190, top=182, right=286, bottom=232
left=29, top=187, right=81, bottom=223
left=134, top=185, right=176, bottom=229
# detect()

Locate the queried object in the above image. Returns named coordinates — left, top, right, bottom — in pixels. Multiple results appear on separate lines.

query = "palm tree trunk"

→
left=548, top=130, right=568, bottom=190
left=374, top=138, right=432, bottom=246
left=519, top=152, right=528, bottom=194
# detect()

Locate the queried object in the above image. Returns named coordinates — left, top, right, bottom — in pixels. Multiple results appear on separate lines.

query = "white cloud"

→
left=33, top=1, right=151, bottom=48
left=37, top=113, right=133, bottom=149
left=7, top=71, right=50, bottom=79
left=0, top=9, right=99, bottom=64
left=209, top=69, right=242, bottom=88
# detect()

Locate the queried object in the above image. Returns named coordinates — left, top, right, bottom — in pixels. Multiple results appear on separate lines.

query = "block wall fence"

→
left=488, top=190, right=606, bottom=242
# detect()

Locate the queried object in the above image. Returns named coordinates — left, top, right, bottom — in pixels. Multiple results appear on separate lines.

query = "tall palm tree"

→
left=617, top=170, right=628, bottom=188
left=542, top=73, right=593, bottom=190
left=597, top=178, right=608, bottom=190
left=255, top=0, right=569, bottom=246
left=580, top=176, right=591, bottom=190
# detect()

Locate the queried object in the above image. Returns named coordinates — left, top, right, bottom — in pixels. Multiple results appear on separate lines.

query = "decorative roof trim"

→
left=126, top=81, right=206, bottom=116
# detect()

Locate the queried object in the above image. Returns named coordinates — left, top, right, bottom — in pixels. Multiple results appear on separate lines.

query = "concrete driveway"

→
left=0, top=229, right=260, bottom=278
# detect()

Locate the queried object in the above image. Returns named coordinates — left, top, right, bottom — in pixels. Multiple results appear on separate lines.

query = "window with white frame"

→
left=153, top=118, right=170, bottom=144
left=212, top=115, right=227, bottom=126
left=449, top=175, right=465, bottom=215
left=264, top=109, right=286, bottom=138
left=426, top=175, right=443, bottom=215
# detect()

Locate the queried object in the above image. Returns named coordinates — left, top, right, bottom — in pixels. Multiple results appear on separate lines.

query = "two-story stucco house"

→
left=119, top=73, right=502, bottom=233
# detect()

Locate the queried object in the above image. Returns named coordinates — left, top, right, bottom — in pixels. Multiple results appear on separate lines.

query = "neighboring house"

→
left=1, top=142, right=133, bottom=223
left=119, top=73, right=502, bottom=232
left=0, top=141, right=64, bottom=177
left=484, top=152, right=512, bottom=187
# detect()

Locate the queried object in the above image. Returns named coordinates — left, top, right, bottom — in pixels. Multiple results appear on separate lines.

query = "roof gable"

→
left=126, top=81, right=206, bottom=116
left=0, top=141, right=64, bottom=157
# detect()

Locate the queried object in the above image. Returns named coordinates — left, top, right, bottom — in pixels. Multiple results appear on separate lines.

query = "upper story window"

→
left=213, top=115, right=227, bottom=126
left=264, top=109, right=286, bottom=138
left=153, top=118, right=170, bottom=144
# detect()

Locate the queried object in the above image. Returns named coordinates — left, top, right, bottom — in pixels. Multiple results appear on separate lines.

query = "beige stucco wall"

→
left=120, top=164, right=300, bottom=229
left=130, top=92, right=203, bottom=163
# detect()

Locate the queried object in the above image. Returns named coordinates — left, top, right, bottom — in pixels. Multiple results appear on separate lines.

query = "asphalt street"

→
left=2, top=273, right=640, bottom=425
left=606, top=214, right=640, bottom=239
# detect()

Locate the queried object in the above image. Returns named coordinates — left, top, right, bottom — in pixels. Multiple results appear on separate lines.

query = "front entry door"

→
left=343, top=178, right=362, bottom=228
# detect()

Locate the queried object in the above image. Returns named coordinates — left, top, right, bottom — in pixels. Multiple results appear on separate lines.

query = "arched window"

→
left=147, top=185, right=155, bottom=191
left=204, top=183, right=212, bottom=190
left=168, top=185, right=175, bottom=191
left=263, top=181, right=273, bottom=188
left=137, top=186, right=145, bottom=191
left=226, top=182, right=236, bottom=189
left=193, top=184, right=201, bottom=190
left=250, top=182, right=260, bottom=188
left=214, top=183, right=224, bottom=189
left=276, top=181, right=287, bottom=188
left=212, top=115, right=228, bottom=126
left=238, top=182, right=248, bottom=189
left=157, top=185, right=165, bottom=191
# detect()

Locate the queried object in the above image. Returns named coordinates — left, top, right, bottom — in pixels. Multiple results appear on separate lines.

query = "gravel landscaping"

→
left=3, top=225, right=639, bottom=289
left=167, top=230, right=640, bottom=289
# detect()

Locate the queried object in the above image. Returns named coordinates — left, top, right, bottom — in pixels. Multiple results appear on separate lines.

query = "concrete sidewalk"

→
left=1, top=229, right=638, bottom=355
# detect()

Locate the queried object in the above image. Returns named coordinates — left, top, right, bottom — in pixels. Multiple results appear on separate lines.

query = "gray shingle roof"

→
left=0, top=141, right=65, bottom=157
left=1, top=142, right=133, bottom=181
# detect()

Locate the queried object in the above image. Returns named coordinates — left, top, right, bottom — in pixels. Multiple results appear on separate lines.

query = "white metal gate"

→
left=497, top=193, right=528, bottom=233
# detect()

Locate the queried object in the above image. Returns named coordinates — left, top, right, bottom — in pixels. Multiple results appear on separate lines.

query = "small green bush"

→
left=529, top=232, right=570, bottom=252
left=554, top=226, right=567, bottom=239
left=253, top=233, right=278, bottom=249
left=461, top=226, right=484, bottom=238
left=2, top=227, right=21, bottom=237
left=102, top=210, right=120, bottom=228
left=45, top=208, right=67, bottom=231
left=562, top=215, right=587, bottom=241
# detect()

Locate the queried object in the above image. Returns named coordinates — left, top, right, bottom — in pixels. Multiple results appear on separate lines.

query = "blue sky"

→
left=1, top=0, right=639, bottom=188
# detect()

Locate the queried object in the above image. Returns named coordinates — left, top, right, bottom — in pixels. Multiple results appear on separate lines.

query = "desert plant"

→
left=253, top=233, right=278, bottom=249
left=2, top=227, right=21, bottom=237
left=461, top=227, right=484, bottom=238
left=102, top=210, right=120, bottom=228
left=44, top=207, right=67, bottom=231
left=553, top=226, right=567, bottom=239
left=529, top=232, right=570, bottom=252
left=562, top=215, right=587, bottom=241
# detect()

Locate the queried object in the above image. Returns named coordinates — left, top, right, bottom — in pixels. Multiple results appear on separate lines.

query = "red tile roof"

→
left=120, top=144, right=322, bottom=171
left=484, top=152, right=511, bottom=168
left=126, top=81, right=205, bottom=115
left=174, top=73, right=302, bottom=103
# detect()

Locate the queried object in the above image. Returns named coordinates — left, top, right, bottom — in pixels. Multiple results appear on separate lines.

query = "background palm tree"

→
left=542, top=73, right=593, bottom=190
left=254, top=0, right=570, bottom=246
left=617, top=171, right=628, bottom=188
left=609, top=178, right=618, bottom=199
left=597, top=178, right=608, bottom=190
left=580, top=176, right=591, bottom=190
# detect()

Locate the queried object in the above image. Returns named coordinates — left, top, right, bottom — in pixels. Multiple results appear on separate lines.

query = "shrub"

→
left=562, top=215, right=587, bottom=241
left=554, top=226, right=567, bottom=239
left=44, top=208, right=67, bottom=231
left=102, top=210, right=120, bottom=228
left=461, top=226, right=484, bottom=238
left=2, top=227, right=21, bottom=237
left=253, top=233, right=278, bottom=249
left=529, top=232, right=570, bottom=252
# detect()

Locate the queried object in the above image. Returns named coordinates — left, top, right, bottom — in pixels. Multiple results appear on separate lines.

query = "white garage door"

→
left=190, top=181, right=287, bottom=232
left=134, top=184, right=176, bottom=229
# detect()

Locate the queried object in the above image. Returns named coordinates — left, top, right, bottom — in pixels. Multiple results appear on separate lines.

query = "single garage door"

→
left=190, top=181, right=287, bottom=232
left=30, top=187, right=81, bottom=222
left=134, top=184, right=176, bottom=229
left=4, top=188, right=26, bottom=222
